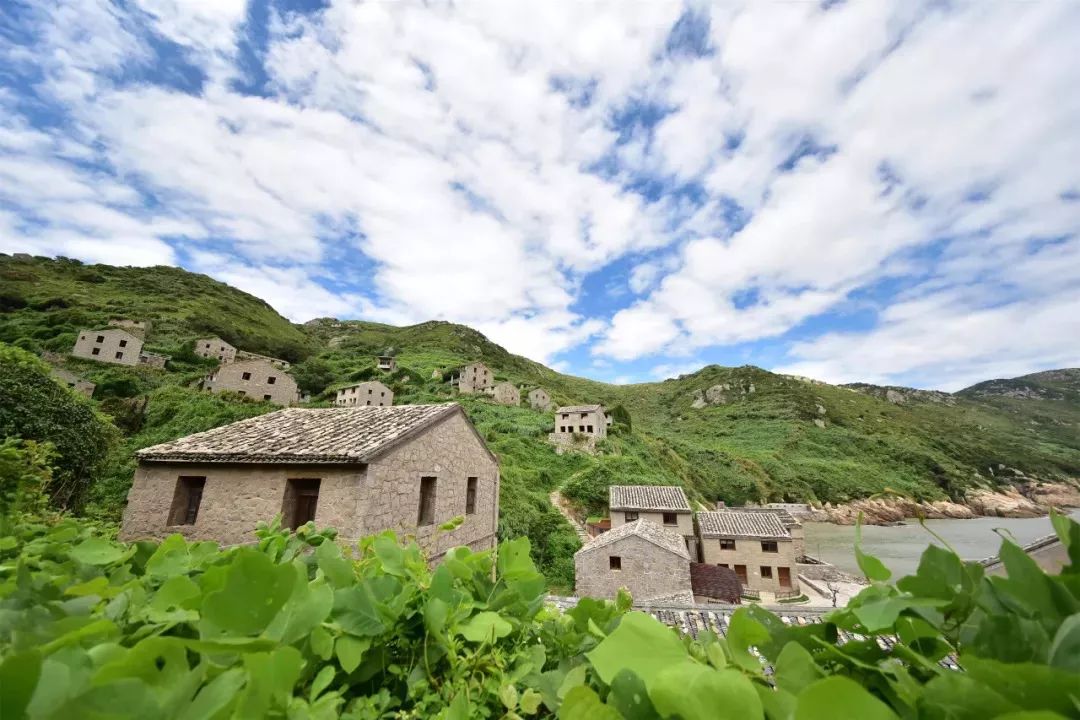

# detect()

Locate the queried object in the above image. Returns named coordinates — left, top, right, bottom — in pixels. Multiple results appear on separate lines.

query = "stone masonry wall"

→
left=195, top=338, right=237, bottom=363
left=487, top=383, right=520, bottom=406
left=553, top=408, right=607, bottom=439
left=528, top=389, right=551, bottom=411
left=362, top=411, right=499, bottom=559
left=336, top=381, right=393, bottom=407
left=575, top=535, right=691, bottom=602
left=611, top=510, right=694, bottom=539
left=72, top=329, right=142, bottom=366
left=205, top=360, right=298, bottom=405
left=700, top=537, right=800, bottom=594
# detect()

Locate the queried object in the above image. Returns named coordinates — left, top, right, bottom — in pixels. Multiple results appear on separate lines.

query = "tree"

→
left=291, top=358, right=336, bottom=396
left=0, top=344, right=118, bottom=508
left=610, top=404, right=632, bottom=432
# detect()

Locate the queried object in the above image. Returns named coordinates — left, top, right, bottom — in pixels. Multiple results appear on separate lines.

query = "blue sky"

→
left=1, top=1, right=1078, bottom=391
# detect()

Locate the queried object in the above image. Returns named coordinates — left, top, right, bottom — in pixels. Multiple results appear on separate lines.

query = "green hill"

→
left=3, top=254, right=1079, bottom=588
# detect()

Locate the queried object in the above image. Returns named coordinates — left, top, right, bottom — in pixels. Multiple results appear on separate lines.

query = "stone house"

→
left=138, top=351, right=170, bottom=369
left=737, top=507, right=805, bottom=558
left=72, top=328, right=143, bottom=366
left=377, top=354, right=397, bottom=372
left=236, top=350, right=290, bottom=370
left=697, top=511, right=800, bottom=596
left=485, top=381, right=520, bottom=406
left=50, top=368, right=95, bottom=398
left=609, top=485, right=697, bottom=559
left=336, top=380, right=394, bottom=407
left=553, top=405, right=607, bottom=439
left=451, top=361, right=493, bottom=394
left=119, top=403, right=499, bottom=561
left=203, top=359, right=299, bottom=406
left=528, top=388, right=551, bottom=411
left=195, top=337, right=237, bottom=363
left=574, top=519, right=691, bottom=602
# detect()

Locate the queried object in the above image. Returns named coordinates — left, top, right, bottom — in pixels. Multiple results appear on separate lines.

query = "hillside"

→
left=3, top=254, right=1079, bottom=586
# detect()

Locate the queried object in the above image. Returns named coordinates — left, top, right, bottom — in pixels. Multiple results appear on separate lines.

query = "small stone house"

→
left=138, top=351, right=170, bottom=369
left=697, top=511, right=800, bottom=596
left=485, top=381, right=520, bottom=406
left=50, top=368, right=95, bottom=398
left=528, top=388, right=551, bottom=411
left=451, top=361, right=493, bottom=394
left=203, top=359, right=299, bottom=406
left=72, top=328, right=143, bottom=366
left=195, top=337, right=237, bottom=363
left=553, top=405, right=607, bottom=439
left=574, top=519, right=691, bottom=602
left=336, top=380, right=394, bottom=407
left=377, top=354, right=397, bottom=372
left=609, top=485, right=697, bottom=559
left=119, top=403, right=499, bottom=561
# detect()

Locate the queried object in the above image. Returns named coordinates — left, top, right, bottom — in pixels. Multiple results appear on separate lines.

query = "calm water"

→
left=803, top=509, right=1080, bottom=578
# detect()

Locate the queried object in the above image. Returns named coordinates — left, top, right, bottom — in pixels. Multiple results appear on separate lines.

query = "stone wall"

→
left=611, top=509, right=694, bottom=539
left=454, top=362, right=493, bottom=394
left=575, top=534, right=691, bottom=602
left=553, top=408, right=607, bottom=439
left=336, top=381, right=393, bottom=407
left=195, top=337, right=237, bottom=363
left=72, top=328, right=142, bottom=366
left=138, top=352, right=170, bottom=369
left=700, top=537, right=800, bottom=594
left=528, top=389, right=551, bottom=411
left=486, top=382, right=520, bottom=406
left=204, top=360, right=298, bottom=406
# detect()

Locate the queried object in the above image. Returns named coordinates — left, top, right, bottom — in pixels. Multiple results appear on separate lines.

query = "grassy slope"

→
left=3, top=255, right=1079, bottom=586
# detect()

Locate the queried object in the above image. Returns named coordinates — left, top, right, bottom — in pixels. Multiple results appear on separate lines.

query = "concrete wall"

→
left=195, top=337, right=237, bottom=363
left=336, top=381, right=394, bottom=407
left=72, top=329, right=142, bottom=366
left=528, top=389, right=551, bottom=411
left=700, top=537, right=800, bottom=594
left=553, top=408, right=607, bottom=439
left=575, top=534, right=691, bottom=602
left=204, top=360, right=298, bottom=406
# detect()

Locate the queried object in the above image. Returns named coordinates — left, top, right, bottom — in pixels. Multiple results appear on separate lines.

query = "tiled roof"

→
left=609, top=485, right=692, bottom=512
left=137, top=403, right=463, bottom=464
left=638, top=590, right=696, bottom=606
left=689, top=563, right=742, bottom=604
left=698, top=511, right=790, bottom=539
left=575, top=519, right=690, bottom=560
left=556, top=405, right=604, bottom=413
left=736, top=507, right=802, bottom=529
left=336, top=380, right=391, bottom=392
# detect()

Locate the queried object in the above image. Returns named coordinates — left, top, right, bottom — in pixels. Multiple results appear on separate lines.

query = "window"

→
left=466, top=477, right=478, bottom=514
left=119, top=339, right=128, bottom=347
left=169, top=476, right=206, bottom=525
left=115, top=352, right=124, bottom=359
left=587, top=425, right=594, bottom=433
left=91, top=348, right=101, bottom=356
left=241, top=372, right=251, bottom=380
left=380, top=391, right=385, bottom=397
left=580, top=413, right=587, bottom=419
left=760, top=566, right=773, bottom=579
left=368, top=388, right=372, bottom=394
left=366, top=400, right=371, bottom=406
left=609, top=556, right=622, bottom=571
left=283, top=479, right=320, bottom=530
left=719, top=539, right=736, bottom=550
left=579, top=425, right=585, bottom=432
left=718, top=563, right=729, bottom=569
left=96, top=335, right=105, bottom=343
left=761, top=541, right=779, bottom=553
left=263, top=394, right=272, bottom=401
left=624, top=511, right=639, bottom=522
left=268, top=376, right=276, bottom=385
left=418, top=477, right=437, bottom=525
left=662, top=512, right=678, bottom=525
left=778, top=567, right=792, bottom=588
left=205, top=343, right=211, bottom=348
left=238, top=391, right=246, bottom=396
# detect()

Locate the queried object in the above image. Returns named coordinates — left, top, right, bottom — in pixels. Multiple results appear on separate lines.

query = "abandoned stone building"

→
left=528, top=388, right=551, bottom=411
left=119, top=403, right=499, bottom=561
left=609, top=485, right=697, bottom=559
left=236, top=350, right=290, bottom=370
left=72, top=328, right=143, bottom=366
left=735, top=507, right=805, bottom=558
left=202, top=359, right=299, bottom=406
left=697, top=511, right=800, bottom=597
left=108, top=319, right=149, bottom=337
left=485, top=381, right=520, bottom=406
left=451, top=361, right=493, bottom=394
left=377, top=354, right=397, bottom=372
left=194, top=337, right=237, bottom=363
left=335, top=380, right=394, bottom=407
left=553, top=405, right=608, bottom=439
left=138, top=351, right=170, bottom=369
left=574, top=519, right=692, bottom=603
left=50, top=368, right=95, bottom=398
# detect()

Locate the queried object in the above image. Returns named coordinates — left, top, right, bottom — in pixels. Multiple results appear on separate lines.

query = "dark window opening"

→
left=624, top=511, right=639, bottom=522
left=169, top=476, right=206, bottom=525
left=205, top=343, right=211, bottom=348
left=96, top=335, right=105, bottom=343
left=720, top=539, right=736, bottom=550
left=662, top=512, right=678, bottom=525
left=263, top=394, right=272, bottom=401
left=115, top=352, right=124, bottom=359
left=119, top=339, right=128, bottom=347
left=268, top=376, right=276, bottom=384
left=587, top=425, right=594, bottom=433
left=609, top=556, right=622, bottom=570
left=91, top=348, right=100, bottom=356
left=466, top=476, right=478, bottom=514
left=761, top=541, right=779, bottom=553
left=283, top=478, right=320, bottom=530
left=760, top=566, right=773, bottom=579
left=241, top=372, right=251, bottom=380
left=418, top=476, right=436, bottom=525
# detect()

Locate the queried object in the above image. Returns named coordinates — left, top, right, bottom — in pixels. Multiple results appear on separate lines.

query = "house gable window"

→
left=115, top=352, right=124, bottom=359
left=96, top=335, right=105, bottom=343
left=283, top=478, right=320, bottom=530
left=662, top=512, right=678, bottom=525
left=119, top=339, right=128, bottom=347
left=624, top=511, right=639, bottom=522
left=241, top=372, right=252, bottom=380
left=169, top=476, right=206, bottom=525
left=268, top=376, right=276, bottom=385
left=466, top=477, right=478, bottom=514
left=418, top=476, right=437, bottom=525
left=719, top=539, right=736, bottom=550
left=609, top=556, right=622, bottom=571
left=761, top=541, right=779, bottom=553
left=92, top=348, right=100, bottom=356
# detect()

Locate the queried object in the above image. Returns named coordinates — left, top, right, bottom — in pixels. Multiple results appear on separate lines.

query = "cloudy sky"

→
left=2, top=1, right=1078, bottom=390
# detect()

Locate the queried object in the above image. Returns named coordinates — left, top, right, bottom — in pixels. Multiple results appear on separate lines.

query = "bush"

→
left=0, top=438, right=52, bottom=518
left=0, top=292, right=26, bottom=311
left=0, top=343, right=118, bottom=508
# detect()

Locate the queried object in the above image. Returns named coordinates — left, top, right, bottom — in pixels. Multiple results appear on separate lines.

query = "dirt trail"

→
left=549, top=490, right=589, bottom=543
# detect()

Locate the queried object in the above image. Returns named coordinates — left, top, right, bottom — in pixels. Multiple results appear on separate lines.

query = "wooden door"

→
left=734, top=564, right=748, bottom=584
left=778, top=566, right=792, bottom=588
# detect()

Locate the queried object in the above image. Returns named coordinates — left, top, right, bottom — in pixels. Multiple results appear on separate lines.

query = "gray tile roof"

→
left=736, top=507, right=802, bottom=529
left=575, top=519, right=690, bottom=560
left=556, top=405, right=604, bottom=413
left=137, top=403, right=463, bottom=464
left=609, top=485, right=692, bottom=512
left=698, top=510, right=790, bottom=539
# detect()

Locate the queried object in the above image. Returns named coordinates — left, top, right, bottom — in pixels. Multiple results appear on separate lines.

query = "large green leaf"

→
left=650, top=662, right=764, bottom=720
left=315, top=539, right=355, bottom=588
left=918, top=674, right=1019, bottom=720
left=855, top=517, right=892, bottom=582
left=1048, top=613, right=1080, bottom=671
left=557, top=685, right=622, bottom=720
left=145, top=534, right=192, bottom=579
left=963, top=656, right=1080, bottom=716
left=70, top=537, right=127, bottom=566
left=774, top=641, right=823, bottom=695
left=201, top=549, right=297, bottom=636
left=332, top=575, right=401, bottom=636
left=795, top=677, right=899, bottom=720
left=726, top=608, right=771, bottom=673
left=336, top=635, right=370, bottom=673
left=586, top=611, right=689, bottom=688
left=459, top=611, right=512, bottom=644
left=0, top=649, right=41, bottom=720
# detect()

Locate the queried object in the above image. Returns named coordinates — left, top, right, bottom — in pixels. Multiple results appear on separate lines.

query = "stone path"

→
left=549, top=490, right=590, bottom=543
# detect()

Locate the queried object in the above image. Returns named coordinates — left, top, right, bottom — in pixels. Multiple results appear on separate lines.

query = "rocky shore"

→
left=807, top=480, right=1080, bottom=526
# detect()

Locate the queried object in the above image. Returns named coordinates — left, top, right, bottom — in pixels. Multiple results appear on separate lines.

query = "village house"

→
left=451, top=361, right=493, bottom=394
left=377, top=353, right=397, bottom=372
left=609, top=485, right=697, bottom=559
left=697, top=510, right=800, bottom=597
left=194, top=337, right=237, bottom=363
left=119, top=403, right=499, bottom=560
left=736, top=507, right=806, bottom=558
left=50, top=368, right=95, bottom=398
left=574, top=519, right=692, bottom=603
left=528, top=388, right=551, bottom=411
left=236, top=350, right=290, bottom=370
left=108, top=319, right=149, bottom=338
left=553, top=405, right=607, bottom=439
left=202, top=359, right=299, bottom=406
left=138, top=351, right=170, bottom=369
left=485, top=381, right=520, bottom=406
left=72, top=328, right=143, bottom=366
left=336, top=380, right=394, bottom=407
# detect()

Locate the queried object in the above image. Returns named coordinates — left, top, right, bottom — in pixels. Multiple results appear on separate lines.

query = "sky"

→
left=1, top=1, right=1078, bottom=391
